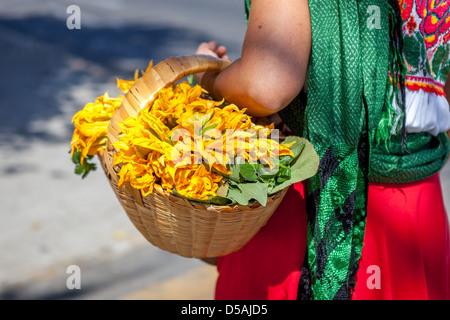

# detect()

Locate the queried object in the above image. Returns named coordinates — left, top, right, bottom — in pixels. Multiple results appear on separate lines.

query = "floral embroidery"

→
left=400, top=0, right=450, bottom=95
left=406, top=15, right=417, bottom=34
left=416, top=0, right=450, bottom=50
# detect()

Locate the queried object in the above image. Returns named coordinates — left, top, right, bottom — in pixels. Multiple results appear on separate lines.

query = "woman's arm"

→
left=197, top=0, right=311, bottom=117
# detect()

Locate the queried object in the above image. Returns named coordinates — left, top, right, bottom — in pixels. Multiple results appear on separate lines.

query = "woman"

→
left=196, top=0, right=450, bottom=300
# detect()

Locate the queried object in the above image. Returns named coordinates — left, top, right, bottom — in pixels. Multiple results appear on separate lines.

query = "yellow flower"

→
left=174, top=164, right=222, bottom=200
left=70, top=63, right=152, bottom=167
left=215, top=105, right=252, bottom=131
left=117, top=70, right=138, bottom=94
left=117, top=161, right=157, bottom=197
left=71, top=93, right=123, bottom=164
left=138, top=112, right=172, bottom=143
left=159, top=159, right=177, bottom=192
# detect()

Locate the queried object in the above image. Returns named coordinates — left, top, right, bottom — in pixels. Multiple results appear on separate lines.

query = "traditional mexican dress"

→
left=215, top=0, right=450, bottom=300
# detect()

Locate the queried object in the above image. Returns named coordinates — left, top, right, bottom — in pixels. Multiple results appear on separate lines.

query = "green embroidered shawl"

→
left=244, top=0, right=449, bottom=300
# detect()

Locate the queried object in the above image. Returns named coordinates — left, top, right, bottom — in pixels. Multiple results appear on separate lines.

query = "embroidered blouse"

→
left=397, top=0, right=450, bottom=135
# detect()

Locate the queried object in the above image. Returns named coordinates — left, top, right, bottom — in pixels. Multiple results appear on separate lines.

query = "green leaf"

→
left=276, top=165, right=291, bottom=184
left=71, top=149, right=81, bottom=164
left=74, top=164, right=84, bottom=175
left=280, top=155, right=294, bottom=166
left=237, top=181, right=269, bottom=206
left=259, top=158, right=279, bottom=181
left=226, top=185, right=251, bottom=206
left=227, top=158, right=244, bottom=182
left=186, top=74, right=197, bottom=86
left=209, top=195, right=234, bottom=206
left=222, top=136, right=318, bottom=204
left=81, top=162, right=97, bottom=179
left=239, top=162, right=260, bottom=181
left=226, top=181, right=269, bottom=206
left=268, top=136, right=319, bottom=195
left=70, top=149, right=97, bottom=179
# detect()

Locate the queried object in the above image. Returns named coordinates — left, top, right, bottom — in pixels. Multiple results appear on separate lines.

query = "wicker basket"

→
left=99, top=55, right=288, bottom=258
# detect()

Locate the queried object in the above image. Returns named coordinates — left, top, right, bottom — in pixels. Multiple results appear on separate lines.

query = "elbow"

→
left=253, top=91, right=294, bottom=115
left=214, top=59, right=306, bottom=117
left=248, top=96, right=287, bottom=117
left=243, top=79, right=303, bottom=116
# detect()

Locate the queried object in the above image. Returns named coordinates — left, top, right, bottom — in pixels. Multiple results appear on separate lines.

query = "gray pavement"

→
left=0, top=0, right=449, bottom=301
left=0, top=0, right=245, bottom=300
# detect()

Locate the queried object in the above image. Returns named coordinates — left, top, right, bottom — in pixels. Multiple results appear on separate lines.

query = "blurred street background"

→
left=0, top=0, right=245, bottom=300
left=0, top=0, right=449, bottom=301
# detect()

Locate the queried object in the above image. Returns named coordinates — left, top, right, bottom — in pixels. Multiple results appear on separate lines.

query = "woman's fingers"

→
left=217, top=45, right=228, bottom=57
left=212, top=44, right=231, bottom=61
left=196, top=41, right=231, bottom=61
left=197, top=41, right=219, bottom=57
left=207, top=40, right=218, bottom=51
left=196, top=42, right=213, bottom=55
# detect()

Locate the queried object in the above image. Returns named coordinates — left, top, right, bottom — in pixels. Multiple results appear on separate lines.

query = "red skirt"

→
left=215, top=173, right=450, bottom=300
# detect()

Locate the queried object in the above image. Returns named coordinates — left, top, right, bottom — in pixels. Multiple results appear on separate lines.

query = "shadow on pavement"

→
left=0, top=14, right=210, bottom=146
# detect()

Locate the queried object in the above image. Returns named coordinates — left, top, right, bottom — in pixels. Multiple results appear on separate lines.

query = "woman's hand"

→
left=194, top=41, right=231, bottom=85
left=196, top=41, right=231, bottom=61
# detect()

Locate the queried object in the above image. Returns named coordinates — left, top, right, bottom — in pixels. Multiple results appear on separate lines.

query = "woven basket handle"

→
left=107, top=55, right=231, bottom=146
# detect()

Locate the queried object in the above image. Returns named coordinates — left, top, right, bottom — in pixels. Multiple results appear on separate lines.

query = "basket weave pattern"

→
left=99, top=55, right=288, bottom=258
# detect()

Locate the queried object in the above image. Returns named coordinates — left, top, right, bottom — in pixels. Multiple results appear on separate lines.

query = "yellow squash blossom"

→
left=174, top=164, right=222, bottom=200
left=71, top=93, right=123, bottom=164
left=70, top=63, right=152, bottom=166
